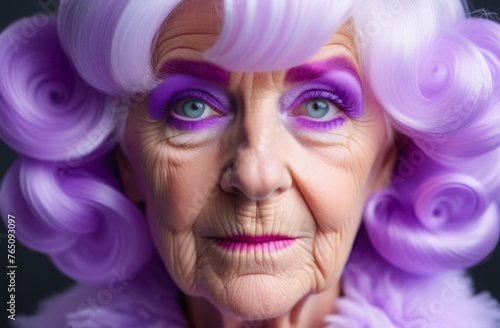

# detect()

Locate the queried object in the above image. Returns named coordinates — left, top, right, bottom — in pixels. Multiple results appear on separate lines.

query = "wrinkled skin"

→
left=117, top=1, right=396, bottom=327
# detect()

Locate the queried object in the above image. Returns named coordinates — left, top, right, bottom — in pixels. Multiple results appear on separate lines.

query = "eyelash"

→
left=160, top=88, right=351, bottom=132
left=296, top=90, right=346, bottom=110
left=163, top=90, right=228, bottom=131
left=289, top=89, right=350, bottom=131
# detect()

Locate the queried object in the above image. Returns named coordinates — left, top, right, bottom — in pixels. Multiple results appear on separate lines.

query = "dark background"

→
left=1, top=1, right=500, bottom=327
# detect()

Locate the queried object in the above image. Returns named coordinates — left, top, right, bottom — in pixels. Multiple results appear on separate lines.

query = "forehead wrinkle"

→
left=307, top=24, right=359, bottom=68
left=227, top=71, right=286, bottom=111
left=311, top=40, right=358, bottom=66
left=154, top=34, right=219, bottom=71
left=253, top=71, right=287, bottom=93
left=152, top=8, right=358, bottom=91
left=152, top=1, right=221, bottom=70
left=331, top=30, right=358, bottom=58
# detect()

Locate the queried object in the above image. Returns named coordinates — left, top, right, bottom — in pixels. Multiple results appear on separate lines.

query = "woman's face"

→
left=119, top=1, right=394, bottom=320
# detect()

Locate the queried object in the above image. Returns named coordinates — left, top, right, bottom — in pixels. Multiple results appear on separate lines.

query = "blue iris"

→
left=306, top=100, right=330, bottom=118
left=182, top=100, right=205, bottom=118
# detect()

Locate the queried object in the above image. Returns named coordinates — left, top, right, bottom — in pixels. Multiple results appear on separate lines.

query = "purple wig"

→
left=0, top=0, right=499, bottom=326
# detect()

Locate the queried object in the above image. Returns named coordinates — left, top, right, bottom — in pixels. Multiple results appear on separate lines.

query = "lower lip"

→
left=214, top=238, right=296, bottom=253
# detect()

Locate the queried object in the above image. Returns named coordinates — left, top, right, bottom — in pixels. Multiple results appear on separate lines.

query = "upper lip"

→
left=216, top=235, right=296, bottom=243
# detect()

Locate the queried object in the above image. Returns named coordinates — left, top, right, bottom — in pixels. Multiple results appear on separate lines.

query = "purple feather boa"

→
left=325, top=231, right=500, bottom=327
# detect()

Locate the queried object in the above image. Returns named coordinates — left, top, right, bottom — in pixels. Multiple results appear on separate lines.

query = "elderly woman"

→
left=1, top=0, right=499, bottom=327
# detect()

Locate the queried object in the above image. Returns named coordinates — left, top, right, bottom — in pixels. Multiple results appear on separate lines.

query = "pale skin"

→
left=117, top=1, right=396, bottom=327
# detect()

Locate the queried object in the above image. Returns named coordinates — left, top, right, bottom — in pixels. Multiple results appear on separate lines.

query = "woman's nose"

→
left=220, top=117, right=293, bottom=201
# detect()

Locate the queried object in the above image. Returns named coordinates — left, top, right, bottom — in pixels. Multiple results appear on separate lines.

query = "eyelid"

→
left=290, top=89, right=343, bottom=113
left=170, top=100, right=217, bottom=121
left=280, top=71, right=364, bottom=118
left=289, top=94, right=345, bottom=131
left=167, top=89, right=227, bottom=116
left=149, top=74, right=231, bottom=120
left=294, top=97, right=340, bottom=121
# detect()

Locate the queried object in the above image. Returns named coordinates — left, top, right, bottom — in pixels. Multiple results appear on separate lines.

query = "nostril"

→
left=220, top=158, right=292, bottom=201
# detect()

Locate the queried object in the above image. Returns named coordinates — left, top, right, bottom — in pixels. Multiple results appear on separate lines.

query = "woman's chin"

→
left=204, top=274, right=309, bottom=320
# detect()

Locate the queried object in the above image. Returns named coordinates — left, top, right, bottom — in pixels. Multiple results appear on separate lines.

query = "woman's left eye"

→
left=296, top=99, right=339, bottom=121
left=172, top=99, right=219, bottom=120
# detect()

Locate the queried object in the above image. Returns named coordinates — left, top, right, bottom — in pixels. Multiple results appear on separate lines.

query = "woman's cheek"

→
left=141, top=159, right=202, bottom=292
left=314, top=220, right=358, bottom=285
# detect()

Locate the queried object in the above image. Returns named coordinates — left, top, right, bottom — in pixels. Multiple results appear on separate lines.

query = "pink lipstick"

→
left=213, top=235, right=296, bottom=253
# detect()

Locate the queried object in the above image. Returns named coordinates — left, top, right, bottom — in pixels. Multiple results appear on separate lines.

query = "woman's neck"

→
left=185, top=281, right=341, bottom=328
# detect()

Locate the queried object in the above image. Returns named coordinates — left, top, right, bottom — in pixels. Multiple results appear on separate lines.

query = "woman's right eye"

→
left=171, top=99, right=220, bottom=121
left=162, top=92, right=230, bottom=131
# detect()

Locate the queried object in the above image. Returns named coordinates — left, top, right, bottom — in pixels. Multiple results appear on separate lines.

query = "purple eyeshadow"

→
left=280, top=61, right=364, bottom=132
left=166, top=115, right=225, bottom=131
left=282, top=72, right=363, bottom=118
left=293, top=116, right=346, bottom=131
left=149, top=74, right=232, bottom=131
left=284, top=57, right=363, bottom=112
left=150, top=58, right=363, bottom=133
left=168, top=89, right=225, bottom=116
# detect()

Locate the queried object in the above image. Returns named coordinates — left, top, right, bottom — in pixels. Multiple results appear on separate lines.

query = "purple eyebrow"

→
left=158, top=59, right=230, bottom=86
left=285, top=57, right=360, bottom=85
